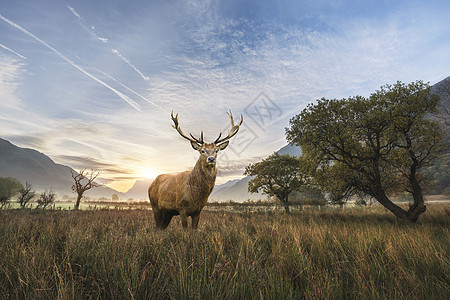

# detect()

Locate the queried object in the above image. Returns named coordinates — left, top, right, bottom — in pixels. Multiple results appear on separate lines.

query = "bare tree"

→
left=17, top=182, right=36, bottom=208
left=36, top=189, right=55, bottom=209
left=71, top=169, right=101, bottom=210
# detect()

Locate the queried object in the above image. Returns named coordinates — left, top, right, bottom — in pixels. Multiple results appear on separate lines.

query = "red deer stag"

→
left=148, top=111, right=243, bottom=229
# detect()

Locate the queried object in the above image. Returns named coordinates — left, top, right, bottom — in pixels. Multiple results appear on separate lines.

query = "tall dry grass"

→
left=0, top=205, right=448, bottom=299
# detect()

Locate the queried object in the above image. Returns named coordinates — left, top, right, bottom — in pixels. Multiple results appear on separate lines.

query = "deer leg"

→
left=161, top=213, right=173, bottom=230
left=180, top=210, right=188, bottom=229
left=191, top=213, right=200, bottom=230
left=153, top=210, right=164, bottom=229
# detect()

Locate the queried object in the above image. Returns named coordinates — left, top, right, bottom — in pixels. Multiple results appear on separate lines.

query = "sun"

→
left=141, top=169, right=159, bottom=179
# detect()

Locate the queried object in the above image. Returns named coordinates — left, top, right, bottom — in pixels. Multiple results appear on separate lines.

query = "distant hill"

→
left=431, top=75, right=450, bottom=127
left=212, top=178, right=241, bottom=193
left=209, top=144, right=302, bottom=202
left=209, top=176, right=266, bottom=202
left=428, top=76, right=450, bottom=195
left=276, top=144, right=302, bottom=156
left=124, top=178, right=153, bottom=201
left=0, top=138, right=122, bottom=198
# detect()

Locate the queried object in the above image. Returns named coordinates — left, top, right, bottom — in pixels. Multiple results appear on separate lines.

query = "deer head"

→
left=171, top=111, right=243, bottom=166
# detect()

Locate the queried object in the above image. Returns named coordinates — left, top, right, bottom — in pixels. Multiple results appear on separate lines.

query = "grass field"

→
left=0, top=204, right=448, bottom=299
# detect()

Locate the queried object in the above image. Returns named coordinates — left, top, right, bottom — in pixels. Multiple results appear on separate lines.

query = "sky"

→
left=1, top=0, right=449, bottom=192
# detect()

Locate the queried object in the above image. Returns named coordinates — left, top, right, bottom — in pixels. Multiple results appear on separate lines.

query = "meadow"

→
left=0, top=204, right=448, bottom=299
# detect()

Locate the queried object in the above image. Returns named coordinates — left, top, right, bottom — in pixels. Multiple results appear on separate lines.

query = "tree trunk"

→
left=371, top=166, right=417, bottom=222
left=406, top=165, right=427, bottom=222
left=280, top=197, right=290, bottom=213
left=373, top=189, right=409, bottom=220
left=75, top=194, right=83, bottom=210
left=407, top=198, right=426, bottom=222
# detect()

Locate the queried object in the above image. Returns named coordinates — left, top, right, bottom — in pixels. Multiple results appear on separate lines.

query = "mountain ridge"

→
left=0, top=138, right=122, bottom=198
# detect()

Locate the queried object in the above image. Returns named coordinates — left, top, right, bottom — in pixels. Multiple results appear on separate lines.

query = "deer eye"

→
left=201, top=149, right=205, bottom=153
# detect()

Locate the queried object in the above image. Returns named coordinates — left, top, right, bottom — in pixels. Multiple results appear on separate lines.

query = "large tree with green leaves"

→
left=286, top=81, right=446, bottom=222
left=244, top=153, right=307, bottom=213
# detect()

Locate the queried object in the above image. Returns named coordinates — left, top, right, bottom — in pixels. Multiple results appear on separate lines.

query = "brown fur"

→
left=148, top=143, right=221, bottom=229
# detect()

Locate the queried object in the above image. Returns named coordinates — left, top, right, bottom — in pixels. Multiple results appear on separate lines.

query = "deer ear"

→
left=191, top=141, right=202, bottom=151
left=216, top=141, right=229, bottom=151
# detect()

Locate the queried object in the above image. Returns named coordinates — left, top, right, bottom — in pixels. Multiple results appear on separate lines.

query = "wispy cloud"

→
left=55, top=155, right=135, bottom=175
left=0, top=14, right=142, bottom=111
left=0, top=54, right=26, bottom=109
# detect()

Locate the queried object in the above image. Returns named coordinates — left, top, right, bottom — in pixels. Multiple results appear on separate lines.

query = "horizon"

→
left=1, top=0, right=449, bottom=192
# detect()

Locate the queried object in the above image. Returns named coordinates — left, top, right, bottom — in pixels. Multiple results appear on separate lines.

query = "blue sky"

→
left=1, top=0, right=449, bottom=192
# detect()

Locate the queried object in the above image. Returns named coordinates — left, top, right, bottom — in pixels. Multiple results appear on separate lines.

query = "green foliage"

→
left=288, top=186, right=326, bottom=205
left=245, top=153, right=308, bottom=212
left=0, top=177, right=23, bottom=208
left=0, top=207, right=448, bottom=299
left=286, top=80, right=447, bottom=221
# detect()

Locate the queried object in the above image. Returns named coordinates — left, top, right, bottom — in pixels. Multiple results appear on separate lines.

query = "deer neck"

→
left=189, top=158, right=217, bottom=193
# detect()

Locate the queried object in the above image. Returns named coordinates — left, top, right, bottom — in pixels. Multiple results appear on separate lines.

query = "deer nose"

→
left=207, top=156, right=215, bottom=163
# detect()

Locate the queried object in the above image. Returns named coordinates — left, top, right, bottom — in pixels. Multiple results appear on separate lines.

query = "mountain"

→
left=124, top=178, right=153, bottom=201
left=212, top=178, right=241, bottom=193
left=209, top=176, right=266, bottom=202
left=0, top=138, right=122, bottom=198
left=209, top=144, right=302, bottom=202
left=431, top=75, right=450, bottom=127
left=276, top=144, right=302, bottom=156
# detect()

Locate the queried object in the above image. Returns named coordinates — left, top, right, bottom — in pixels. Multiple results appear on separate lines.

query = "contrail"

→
left=112, top=49, right=150, bottom=81
left=90, top=64, right=170, bottom=113
left=67, top=5, right=148, bottom=81
left=0, top=42, right=27, bottom=59
left=67, top=5, right=81, bottom=19
left=0, top=14, right=141, bottom=111
left=67, top=5, right=108, bottom=44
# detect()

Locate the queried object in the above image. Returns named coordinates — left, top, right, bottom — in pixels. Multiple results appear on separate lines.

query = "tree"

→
left=36, top=189, right=55, bottom=209
left=244, top=153, right=308, bottom=213
left=71, top=169, right=101, bottom=210
left=286, top=81, right=446, bottom=222
left=112, top=193, right=119, bottom=201
left=0, top=177, right=23, bottom=209
left=17, top=182, right=36, bottom=208
left=312, top=161, right=361, bottom=206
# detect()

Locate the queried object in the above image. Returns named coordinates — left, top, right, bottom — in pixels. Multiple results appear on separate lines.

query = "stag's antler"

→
left=214, top=110, right=243, bottom=144
left=171, top=111, right=204, bottom=144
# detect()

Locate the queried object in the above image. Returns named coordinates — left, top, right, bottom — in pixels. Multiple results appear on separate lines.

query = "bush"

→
left=0, top=177, right=23, bottom=208
left=36, top=190, right=55, bottom=209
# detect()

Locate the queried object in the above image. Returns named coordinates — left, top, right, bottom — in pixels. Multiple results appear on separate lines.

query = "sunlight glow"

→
left=141, top=169, right=159, bottom=179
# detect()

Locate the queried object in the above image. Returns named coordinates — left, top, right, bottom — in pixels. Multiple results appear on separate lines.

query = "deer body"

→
left=148, top=112, right=242, bottom=229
